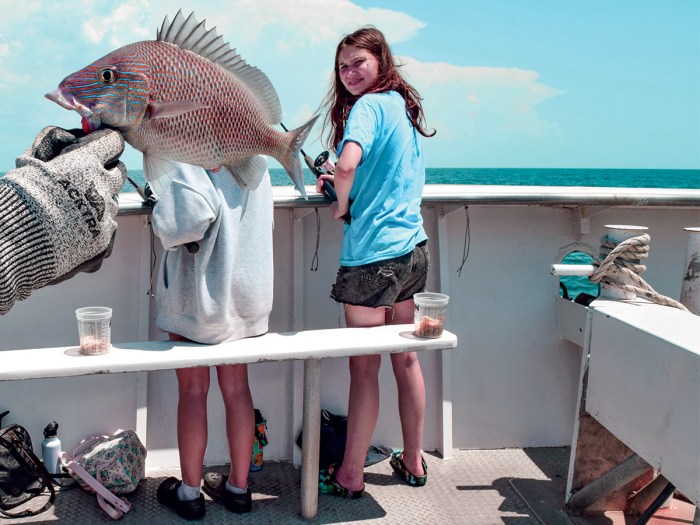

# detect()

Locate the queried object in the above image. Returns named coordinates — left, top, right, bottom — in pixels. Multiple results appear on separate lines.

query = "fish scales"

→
left=123, top=41, right=283, bottom=167
left=46, top=11, right=316, bottom=197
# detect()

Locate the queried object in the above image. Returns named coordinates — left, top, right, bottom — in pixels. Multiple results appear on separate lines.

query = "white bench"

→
left=0, top=324, right=458, bottom=519
left=558, top=297, right=699, bottom=516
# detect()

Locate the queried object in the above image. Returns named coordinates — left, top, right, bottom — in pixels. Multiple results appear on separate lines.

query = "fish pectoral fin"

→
left=143, top=154, right=180, bottom=196
left=148, top=101, right=209, bottom=119
left=223, top=156, right=268, bottom=191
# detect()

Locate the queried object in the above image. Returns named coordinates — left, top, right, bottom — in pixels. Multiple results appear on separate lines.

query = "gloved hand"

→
left=0, top=126, right=126, bottom=313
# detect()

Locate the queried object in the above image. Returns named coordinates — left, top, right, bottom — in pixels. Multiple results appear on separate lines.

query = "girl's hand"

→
left=315, top=173, right=334, bottom=194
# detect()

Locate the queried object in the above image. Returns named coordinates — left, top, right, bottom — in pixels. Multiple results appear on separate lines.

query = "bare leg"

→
left=388, top=299, right=426, bottom=476
left=334, top=304, right=385, bottom=491
left=176, top=366, right=210, bottom=487
left=217, top=364, right=254, bottom=490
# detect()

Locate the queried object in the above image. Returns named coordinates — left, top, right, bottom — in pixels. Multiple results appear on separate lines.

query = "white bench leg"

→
left=135, top=371, right=148, bottom=474
left=300, top=358, right=322, bottom=520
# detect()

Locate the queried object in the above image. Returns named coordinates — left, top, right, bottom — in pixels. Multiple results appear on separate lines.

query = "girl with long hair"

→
left=316, top=26, right=435, bottom=498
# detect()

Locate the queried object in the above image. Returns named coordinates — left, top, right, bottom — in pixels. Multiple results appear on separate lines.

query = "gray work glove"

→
left=0, top=127, right=126, bottom=313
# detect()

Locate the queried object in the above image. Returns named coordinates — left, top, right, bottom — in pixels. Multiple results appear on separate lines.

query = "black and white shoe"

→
left=202, top=472, right=252, bottom=514
left=156, top=477, right=206, bottom=520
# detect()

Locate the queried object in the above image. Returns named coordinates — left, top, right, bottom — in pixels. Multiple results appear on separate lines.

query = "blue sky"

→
left=1, top=0, right=698, bottom=172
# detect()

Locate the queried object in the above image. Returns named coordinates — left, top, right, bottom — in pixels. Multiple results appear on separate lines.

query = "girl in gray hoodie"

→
left=152, top=159, right=273, bottom=520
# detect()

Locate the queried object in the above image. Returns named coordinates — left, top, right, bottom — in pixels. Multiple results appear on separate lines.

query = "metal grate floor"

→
left=1, top=447, right=574, bottom=524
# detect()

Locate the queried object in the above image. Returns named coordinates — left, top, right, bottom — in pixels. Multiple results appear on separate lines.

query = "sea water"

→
left=2, top=167, right=698, bottom=190
left=120, top=167, right=700, bottom=192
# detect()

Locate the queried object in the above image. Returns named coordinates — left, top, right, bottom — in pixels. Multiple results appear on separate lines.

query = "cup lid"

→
left=76, top=306, right=112, bottom=320
left=414, top=292, right=449, bottom=306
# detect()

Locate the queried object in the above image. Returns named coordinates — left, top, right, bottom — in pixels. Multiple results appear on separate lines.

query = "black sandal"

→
left=318, top=464, right=364, bottom=499
left=390, top=451, right=428, bottom=487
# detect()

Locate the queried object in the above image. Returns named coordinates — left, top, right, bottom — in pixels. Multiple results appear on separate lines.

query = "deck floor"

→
left=3, top=447, right=696, bottom=524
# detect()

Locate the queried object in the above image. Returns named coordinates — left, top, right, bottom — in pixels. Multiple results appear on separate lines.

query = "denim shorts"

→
left=330, top=241, right=429, bottom=308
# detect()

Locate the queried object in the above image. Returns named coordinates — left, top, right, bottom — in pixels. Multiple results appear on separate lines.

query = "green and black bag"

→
left=0, top=411, right=56, bottom=518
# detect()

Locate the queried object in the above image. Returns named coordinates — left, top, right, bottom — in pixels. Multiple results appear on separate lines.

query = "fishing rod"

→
left=281, top=122, right=350, bottom=224
left=280, top=122, right=337, bottom=201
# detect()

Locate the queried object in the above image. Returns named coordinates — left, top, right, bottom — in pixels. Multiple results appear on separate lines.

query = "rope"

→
left=589, top=233, right=689, bottom=311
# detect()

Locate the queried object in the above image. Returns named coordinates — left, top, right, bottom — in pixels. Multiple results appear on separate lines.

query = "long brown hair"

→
left=321, top=26, right=435, bottom=152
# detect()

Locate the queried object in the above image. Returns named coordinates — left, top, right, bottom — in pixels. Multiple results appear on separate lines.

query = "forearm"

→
left=333, top=164, right=355, bottom=216
left=333, top=141, right=362, bottom=218
left=0, top=181, right=56, bottom=315
left=150, top=176, right=216, bottom=250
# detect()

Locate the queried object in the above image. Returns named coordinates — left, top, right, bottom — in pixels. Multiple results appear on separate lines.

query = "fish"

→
left=46, top=10, right=316, bottom=198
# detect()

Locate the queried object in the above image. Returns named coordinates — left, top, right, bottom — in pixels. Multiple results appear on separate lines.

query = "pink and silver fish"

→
left=46, top=10, right=316, bottom=197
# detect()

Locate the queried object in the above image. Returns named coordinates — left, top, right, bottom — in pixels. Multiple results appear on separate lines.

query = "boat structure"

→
left=1, top=183, right=698, bottom=524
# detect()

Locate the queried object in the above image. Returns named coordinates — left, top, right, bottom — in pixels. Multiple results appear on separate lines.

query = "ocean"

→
left=2, top=167, right=697, bottom=190
left=120, top=167, right=700, bottom=192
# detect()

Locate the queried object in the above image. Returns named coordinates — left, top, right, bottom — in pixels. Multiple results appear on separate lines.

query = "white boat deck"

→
left=0, top=448, right=569, bottom=524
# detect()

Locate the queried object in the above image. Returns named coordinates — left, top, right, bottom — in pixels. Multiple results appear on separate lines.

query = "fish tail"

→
left=279, top=115, right=319, bottom=200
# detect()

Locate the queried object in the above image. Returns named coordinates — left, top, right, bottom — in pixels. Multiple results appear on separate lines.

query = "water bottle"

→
left=249, top=409, right=268, bottom=472
left=41, top=421, right=62, bottom=475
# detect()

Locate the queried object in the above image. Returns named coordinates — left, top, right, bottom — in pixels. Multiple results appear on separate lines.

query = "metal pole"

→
left=627, top=474, right=671, bottom=515
left=567, top=453, right=651, bottom=511
left=680, top=227, right=700, bottom=315
left=551, top=264, right=596, bottom=276
left=635, top=481, right=676, bottom=525
left=300, top=358, right=322, bottom=520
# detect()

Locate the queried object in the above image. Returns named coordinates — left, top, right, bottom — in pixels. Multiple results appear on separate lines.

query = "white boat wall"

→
left=1, top=184, right=699, bottom=473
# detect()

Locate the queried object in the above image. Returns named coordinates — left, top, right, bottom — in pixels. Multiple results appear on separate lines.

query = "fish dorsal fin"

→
left=157, top=10, right=281, bottom=125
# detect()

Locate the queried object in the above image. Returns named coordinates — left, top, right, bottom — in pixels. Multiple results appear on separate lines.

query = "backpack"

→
left=0, top=411, right=56, bottom=518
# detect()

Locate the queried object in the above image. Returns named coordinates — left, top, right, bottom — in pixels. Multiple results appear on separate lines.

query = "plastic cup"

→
left=75, top=307, right=112, bottom=355
left=413, top=292, right=449, bottom=338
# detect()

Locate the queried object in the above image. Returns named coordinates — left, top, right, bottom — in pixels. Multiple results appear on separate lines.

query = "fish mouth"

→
left=45, top=86, right=102, bottom=132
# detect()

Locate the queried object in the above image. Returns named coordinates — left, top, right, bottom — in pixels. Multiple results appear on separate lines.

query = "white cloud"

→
left=81, top=0, right=152, bottom=46
left=82, top=21, right=103, bottom=44
left=398, top=56, right=563, bottom=144
left=184, top=0, right=426, bottom=50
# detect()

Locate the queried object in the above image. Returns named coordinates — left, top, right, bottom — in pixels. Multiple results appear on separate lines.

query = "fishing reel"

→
left=280, top=121, right=349, bottom=223
left=310, top=151, right=352, bottom=225
left=313, top=151, right=334, bottom=174
left=303, top=150, right=337, bottom=201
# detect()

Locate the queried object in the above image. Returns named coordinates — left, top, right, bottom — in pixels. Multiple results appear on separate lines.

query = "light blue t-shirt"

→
left=337, top=91, right=428, bottom=266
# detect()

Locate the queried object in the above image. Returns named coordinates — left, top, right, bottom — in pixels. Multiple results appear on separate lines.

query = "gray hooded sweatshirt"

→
left=152, top=161, right=273, bottom=344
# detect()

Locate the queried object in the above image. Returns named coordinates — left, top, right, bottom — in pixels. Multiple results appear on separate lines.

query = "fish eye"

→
left=98, top=68, right=118, bottom=84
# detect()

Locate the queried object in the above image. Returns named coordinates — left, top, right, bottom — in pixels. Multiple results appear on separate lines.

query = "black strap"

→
left=0, top=430, right=56, bottom=518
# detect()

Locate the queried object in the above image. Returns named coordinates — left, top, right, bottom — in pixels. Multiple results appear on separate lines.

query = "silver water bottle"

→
left=41, top=421, right=62, bottom=475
